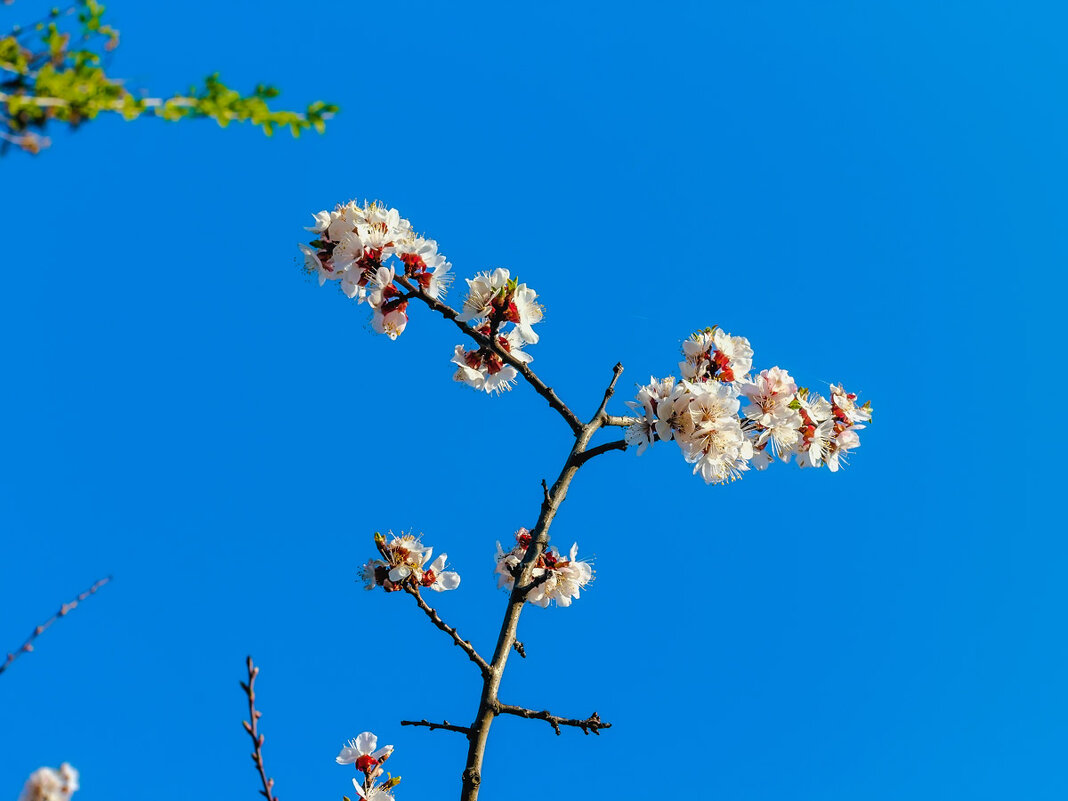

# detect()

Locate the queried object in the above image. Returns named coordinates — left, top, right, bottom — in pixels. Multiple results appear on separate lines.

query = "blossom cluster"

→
left=361, top=532, right=461, bottom=593
left=299, top=201, right=451, bottom=340
left=337, top=731, right=400, bottom=801
left=495, top=528, right=593, bottom=608
left=451, top=268, right=543, bottom=394
left=300, top=202, right=545, bottom=395
left=18, top=764, right=78, bottom=801
left=626, top=326, right=873, bottom=484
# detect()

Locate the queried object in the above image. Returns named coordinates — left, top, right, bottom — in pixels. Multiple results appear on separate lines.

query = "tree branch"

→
left=602, top=414, right=639, bottom=428
left=592, top=362, right=624, bottom=423
left=0, top=575, right=111, bottom=677
left=572, top=439, right=628, bottom=467
left=496, top=703, right=611, bottom=736
left=392, top=273, right=584, bottom=435
left=240, top=656, right=280, bottom=801
left=402, top=585, right=491, bottom=678
left=401, top=718, right=471, bottom=736
left=459, top=367, right=623, bottom=800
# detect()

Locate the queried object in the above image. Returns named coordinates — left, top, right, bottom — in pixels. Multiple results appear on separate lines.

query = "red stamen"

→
left=484, top=351, right=504, bottom=375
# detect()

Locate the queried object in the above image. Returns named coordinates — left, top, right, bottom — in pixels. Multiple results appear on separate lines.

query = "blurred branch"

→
left=240, top=656, right=280, bottom=801
left=0, top=575, right=111, bottom=677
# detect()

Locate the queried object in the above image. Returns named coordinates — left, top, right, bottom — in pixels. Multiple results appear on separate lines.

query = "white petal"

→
left=355, top=731, right=377, bottom=754
left=438, top=571, right=461, bottom=590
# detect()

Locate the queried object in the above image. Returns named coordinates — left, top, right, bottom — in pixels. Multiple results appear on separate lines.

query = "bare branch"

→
left=496, top=703, right=611, bottom=736
left=392, top=273, right=583, bottom=435
left=402, top=585, right=491, bottom=678
left=591, top=362, right=624, bottom=423
left=401, top=718, right=471, bottom=736
left=602, top=414, right=639, bottom=428
left=460, top=392, right=620, bottom=800
left=240, top=656, right=280, bottom=801
left=572, top=439, right=628, bottom=468
left=0, top=576, right=111, bottom=677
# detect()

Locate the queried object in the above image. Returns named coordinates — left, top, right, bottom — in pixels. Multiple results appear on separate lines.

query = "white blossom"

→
left=457, top=269, right=543, bottom=343
left=336, top=732, right=394, bottom=769
left=670, top=381, right=753, bottom=484
left=495, top=530, right=593, bottom=607
left=418, top=552, right=461, bottom=592
left=680, top=327, right=753, bottom=384
left=450, top=327, right=531, bottom=395
left=458, top=268, right=511, bottom=322
left=625, top=376, right=676, bottom=455
left=18, top=764, right=78, bottom=801
left=365, top=532, right=461, bottom=592
left=304, top=209, right=333, bottom=234
left=740, top=367, right=803, bottom=460
left=352, top=780, right=395, bottom=801
left=299, top=243, right=338, bottom=286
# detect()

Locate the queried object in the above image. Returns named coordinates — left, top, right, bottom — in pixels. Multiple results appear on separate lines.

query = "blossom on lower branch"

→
left=625, top=326, right=874, bottom=484
left=337, top=732, right=400, bottom=801
left=495, top=528, right=593, bottom=608
left=362, top=531, right=460, bottom=592
left=18, top=764, right=78, bottom=801
left=451, top=324, right=533, bottom=395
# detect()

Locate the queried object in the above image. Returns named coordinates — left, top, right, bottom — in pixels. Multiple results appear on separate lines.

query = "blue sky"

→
left=0, top=1, right=1061, bottom=799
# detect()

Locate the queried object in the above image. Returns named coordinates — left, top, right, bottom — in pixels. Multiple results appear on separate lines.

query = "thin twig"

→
left=0, top=576, right=111, bottom=677
left=592, top=362, right=624, bottom=422
left=572, top=439, right=628, bottom=467
left=496, top=703, right=611, bottom=736
left=240, top=656, right=280, bottom=801
left=401, top=718, right=471, bottom=735
left=602, top=414, right=639, bottom=428
left=392, top=273, right=584, bottom=435
left=402, top=585, right=491, bottom=677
